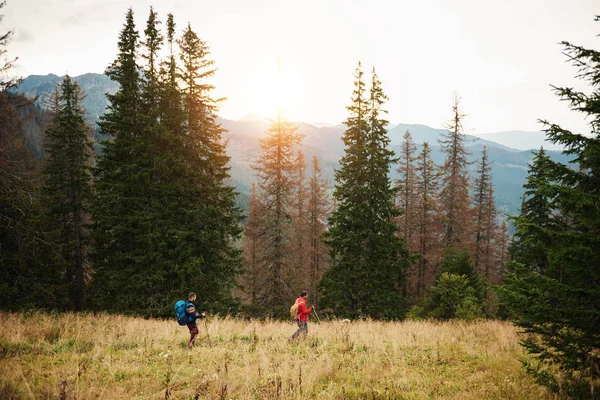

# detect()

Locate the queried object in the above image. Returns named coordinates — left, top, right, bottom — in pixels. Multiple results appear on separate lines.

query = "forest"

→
left=1, top=2, right=599, bottom=398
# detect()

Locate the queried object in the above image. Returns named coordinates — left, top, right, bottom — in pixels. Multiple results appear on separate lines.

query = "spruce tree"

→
left=396, top=130, right=419, bottom=297
left=251, top=115, right=303, bottom=317
left=414, top=142, right=442, bottom=296
left=0, top=91, right=49, bottom=309
left=42, top=76, right=93, bottom=311
left=396, top=130, right=419, bottom=252
left=320, top=64, right=409, bottom=319
left=502, top=21, right=600, bottom=396
left=178, top=23, right=242, bottom=311
left=509, top=148, right=557, bottom=274
left=0, top=3, right=58, bottom=309
left=438, top=96, right=473, bottom=249
left=240, top=183, right=267, bottom=314
left=289, top=150, right=310, bottom=297
left=474, top=149, right=501, bottom=269
left=471, top=146, right=501, bottom=312
left=91, top=8, right=152, bottom=312
left=307, top=156, right=331, bottom=306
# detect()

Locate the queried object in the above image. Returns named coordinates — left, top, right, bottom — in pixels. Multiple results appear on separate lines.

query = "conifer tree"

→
left=509, top=148, right=556, bottom=274
left=240, top=183, right=267, bottom=314
left=0, top=2, right=54, bottom=309
left=93, top=10, right=242, bottom=314
left=178, top=22, right=242, bottom=310
left=42, top=76, right=93, bottom=311
left=438, top=247, right=484, bottom=305
left=320, top=64, right=408, bottom=319
left=307, top=156, right=331, bottom=305
left=395, top=130, right=419, bottom=297
left=396, top=130, right=419, bottom=252
left=159, top=13, right=184, bottom=137
left=252, top=116, right=303, bottom=316
left=414, top=142, right=442, bottom=296
left=471, top=146, right=501, bottom=312
left=438, top=96, right=473, bottom=249
left=495, top=220, right=510, bottom=280
left=91, top=8, right=154, bottom=312
left=140, top=7, right=163, bottom=120
left=472, top=147, right=499, bottom=280
left=289, top=150, right=309, bottom=295
left=502, top=22, right=600, bottom=396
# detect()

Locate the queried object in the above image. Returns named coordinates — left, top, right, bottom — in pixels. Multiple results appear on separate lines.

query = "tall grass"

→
left=0, top=312, right=547, bottom=399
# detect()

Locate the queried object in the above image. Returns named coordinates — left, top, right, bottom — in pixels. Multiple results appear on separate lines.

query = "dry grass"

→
left=0, top=312, right=548, bottom=399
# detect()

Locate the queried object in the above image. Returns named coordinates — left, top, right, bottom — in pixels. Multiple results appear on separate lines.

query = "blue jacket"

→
left=185, top=301, right=203, bottom=324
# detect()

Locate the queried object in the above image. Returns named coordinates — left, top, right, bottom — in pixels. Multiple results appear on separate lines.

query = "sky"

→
left=3, top=0, right=599, bottom=134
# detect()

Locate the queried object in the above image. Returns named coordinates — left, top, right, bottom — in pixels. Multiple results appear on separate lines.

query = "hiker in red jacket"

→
left=291, top=290, right=313, bottom=340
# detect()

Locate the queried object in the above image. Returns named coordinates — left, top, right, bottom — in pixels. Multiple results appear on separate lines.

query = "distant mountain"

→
left=237, top=112, right=270, bottom=123
left=16, top=73, right=118, bottom=124
left=475, top=130, right=564, bottom=151
left=310, top=121, right=335, bottom=128
left=224, top=118, right=569, bottom=217
left=16, top=72, right=571, bottom=217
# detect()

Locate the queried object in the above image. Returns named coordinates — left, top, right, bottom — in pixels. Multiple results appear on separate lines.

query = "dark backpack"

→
left=175, top=300, right=188, bottom=326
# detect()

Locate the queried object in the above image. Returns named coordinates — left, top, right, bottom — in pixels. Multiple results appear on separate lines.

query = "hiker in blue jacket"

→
left=186, top=292, right=205, bottom=349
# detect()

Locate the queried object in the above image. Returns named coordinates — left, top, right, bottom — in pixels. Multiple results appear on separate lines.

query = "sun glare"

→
left=252, top=57, right=301, bottom=122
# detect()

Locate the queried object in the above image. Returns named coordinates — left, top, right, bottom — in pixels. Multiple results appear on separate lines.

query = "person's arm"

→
left=186, top=303, right=198, bottom=320
left=298, top=302, right=312, bottom=316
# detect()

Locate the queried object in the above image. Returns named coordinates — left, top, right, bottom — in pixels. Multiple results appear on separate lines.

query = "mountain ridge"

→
left=16, top=72, right=570, bottom=216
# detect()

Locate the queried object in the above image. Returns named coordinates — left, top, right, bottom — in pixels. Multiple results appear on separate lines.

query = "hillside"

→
left=16, top=73, right=570, bottom=216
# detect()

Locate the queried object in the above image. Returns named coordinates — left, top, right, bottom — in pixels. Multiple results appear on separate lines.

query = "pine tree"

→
left=42, top=76, right=93, bottom=311
left=471, top=146, right=501, bottom=312
left=395, top=130, right=419, bottom=297
left=0, top=90, right=50, bottom=309
left=178, top=22, right=243, bottom=311
left=91, top=8, right=154, bottom=312
left=495, top=220, right=510, bottom=282
left=289, top=150, right=309, bottom=296
left=307, top=156, right=331, bottom=306
left=502, top=22, right=600, bottom=396
left=320, top=64, right=408, bottom=319
left=252, top=116, right=303, bottom=316
left=0, top=3, right=60, bottom=310
left=438, top=96, right=473, bottom=249
left=438, top=247, right=484, bottom=305
left=509, top=149, right=557, bottom=274
left=414, top=142, right=443, bottom=296
left=472, top=148, right=500, bottom=275
left=396, top=130, right=419, bottom=251
left=240, top=183, right=267, bottom=315
left=140, top=7, right=163, bottom=120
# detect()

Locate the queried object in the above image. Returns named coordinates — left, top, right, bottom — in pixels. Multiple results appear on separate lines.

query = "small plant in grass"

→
left=159, top=350, right=173, bottom=399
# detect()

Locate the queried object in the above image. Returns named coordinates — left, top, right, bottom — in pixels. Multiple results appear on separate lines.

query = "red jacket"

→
left=295, top=297, right=312, bottom=322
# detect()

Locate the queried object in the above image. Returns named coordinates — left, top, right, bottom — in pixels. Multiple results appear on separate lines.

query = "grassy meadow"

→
left=0, top=312, right=548, bottom=399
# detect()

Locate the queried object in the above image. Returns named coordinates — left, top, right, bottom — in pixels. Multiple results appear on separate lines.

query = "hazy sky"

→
left=4, top=0, right=599, bottom=134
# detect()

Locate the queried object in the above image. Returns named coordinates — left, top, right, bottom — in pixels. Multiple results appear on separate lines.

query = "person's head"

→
left=188, top=292, right=196, bottom=301
left=300, top=290, right=308, bottom=298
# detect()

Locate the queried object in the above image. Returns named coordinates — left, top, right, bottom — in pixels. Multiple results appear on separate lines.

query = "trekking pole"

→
left=312, top=308, right=321, bottom=323
left=203, top=315, right=211, bottom=344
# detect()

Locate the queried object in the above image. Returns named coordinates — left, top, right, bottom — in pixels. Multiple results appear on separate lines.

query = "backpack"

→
left=290, top=301, right=300, bottom=320
left=175, top=300, right=188, bottom=326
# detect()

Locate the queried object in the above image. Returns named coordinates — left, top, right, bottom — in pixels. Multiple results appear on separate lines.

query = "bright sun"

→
left=252, top=57, right=302, bottom=122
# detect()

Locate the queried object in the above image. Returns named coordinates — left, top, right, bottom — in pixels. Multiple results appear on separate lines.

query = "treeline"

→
left=1, top=7, right=242, bottom=315
left=239, top=64, right=510, bottom=320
